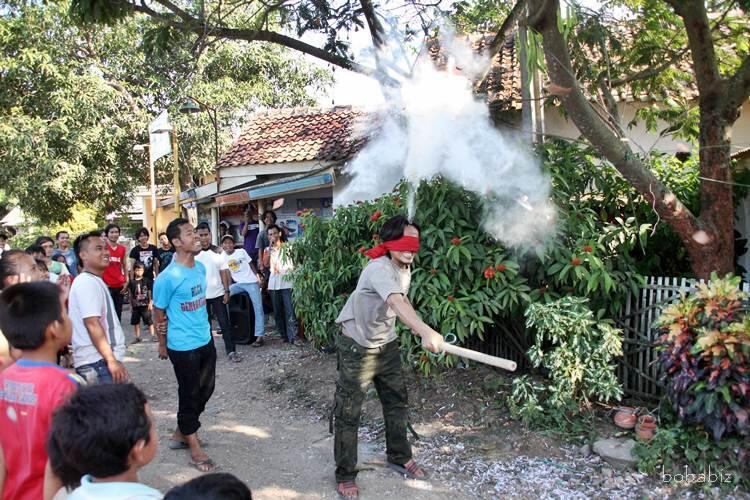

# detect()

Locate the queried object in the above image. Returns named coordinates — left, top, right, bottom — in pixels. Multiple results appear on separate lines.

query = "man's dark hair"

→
left=158, top=232, right=167, bottom=239
left=25, top=244, right=45, bottom=256
left=34, top=236, right=54, bottom=247
left=0, top=281, right=62, bottom=350
left=74, top=231, right=105, bottom=265
left=0, top=232, right=8, bottom=240
left=55, top=231, right=69, bottom=240
left=134, top=227, right=149, bottom=240
left=103, top=223, right=121, bottom=236
left=0, top=250, right=30, bottom=289
left=164, top=473, right=252, bottom=500
left=48, top=384, right=151, bottom=489
left=261, top=210, right=277, bottom=223
left=166, top=218, right=190, bottom=246
left=195, top=222, right=211, bottom=232
left=266, top=224, right=287, bottom=243
left=379, top=215, right=420, bottom=242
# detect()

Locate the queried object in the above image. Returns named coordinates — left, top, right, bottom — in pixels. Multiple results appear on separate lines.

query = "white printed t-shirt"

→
left=69, top=272, right=126, bottom=368
left=221, top=248, right=258, bottom=284
left=195, top=247, right=226, bottom=299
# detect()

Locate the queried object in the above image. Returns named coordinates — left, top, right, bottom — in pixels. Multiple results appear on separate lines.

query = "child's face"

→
left=134, top=266, right=144, bottom=278
left=138, top=233, right=149, bottom=245
left=222, top=239, right=234, bottom=253
left=159, top=234, right=170, bottom=248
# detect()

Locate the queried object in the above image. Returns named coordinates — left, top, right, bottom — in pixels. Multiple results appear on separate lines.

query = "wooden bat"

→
left=439, top=341, right=517, bottom=372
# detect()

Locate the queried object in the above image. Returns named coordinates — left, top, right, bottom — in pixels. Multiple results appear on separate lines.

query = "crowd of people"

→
left=0, top=208, right=440, bottom=499
left=0, top=204, right=299, bottom=499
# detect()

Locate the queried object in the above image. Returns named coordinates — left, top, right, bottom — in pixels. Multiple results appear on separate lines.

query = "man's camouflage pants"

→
left=333, top=335, right=412, bottom=482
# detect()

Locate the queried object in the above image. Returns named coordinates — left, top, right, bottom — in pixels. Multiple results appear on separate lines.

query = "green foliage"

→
left=654, top=274, right=750, bottom=440
left=0, top=1, right=331, bottom=223
left=450, top=0, right=510, bottom=32
left=506, top=297, right=623, bottom=429
left=633, top=420, right=750, bottom=491
left=10, top=205, right=102, bottom=249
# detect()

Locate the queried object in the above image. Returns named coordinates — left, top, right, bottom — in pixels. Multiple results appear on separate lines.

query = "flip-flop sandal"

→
left=388, top=460, right=428, bottom=480
left=188, top=458, right=218, bottom=473
left=336, top=480, right=359, bottom=498
left=168, top=438, right=207, bottom=450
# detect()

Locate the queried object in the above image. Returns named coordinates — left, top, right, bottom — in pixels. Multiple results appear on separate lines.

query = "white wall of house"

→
left=544, top=101, right=750, bottom=155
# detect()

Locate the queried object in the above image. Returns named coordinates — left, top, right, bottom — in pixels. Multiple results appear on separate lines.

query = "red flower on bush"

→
left=358, top=246, right=366, bottom=254
left=451, top=236, right=461, bottom=245
left=370, top=210, right=382, bottom=222
left=571, top=257, right=582, bottom=266
left=496, top=264, right=506, bottom=272
left=582, top=245, right=593, bottom=253
left=447, top=295, right=455, bottom=302
left=483, top=267, right=496, bottom=279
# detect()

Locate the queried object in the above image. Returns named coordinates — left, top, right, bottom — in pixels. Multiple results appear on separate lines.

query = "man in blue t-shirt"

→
left=153, top=218, right=217, bottom=473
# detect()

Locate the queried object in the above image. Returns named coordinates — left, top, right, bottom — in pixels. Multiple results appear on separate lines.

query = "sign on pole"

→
left=149, top=110, right=172, bottom=162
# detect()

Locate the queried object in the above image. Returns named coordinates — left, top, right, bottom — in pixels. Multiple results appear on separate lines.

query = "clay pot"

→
left=635, top=415, right=657, bottom=442
left=613, top=407, right=637, bottom=429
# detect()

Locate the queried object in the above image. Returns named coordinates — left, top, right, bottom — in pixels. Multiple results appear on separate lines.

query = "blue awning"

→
left=246, top=172, right=334, bottom=200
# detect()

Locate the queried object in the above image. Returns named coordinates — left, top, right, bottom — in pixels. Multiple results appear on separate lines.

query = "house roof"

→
left=217, top=106, right=367, bottom=168
left=426, top=29, right=702, bottom=112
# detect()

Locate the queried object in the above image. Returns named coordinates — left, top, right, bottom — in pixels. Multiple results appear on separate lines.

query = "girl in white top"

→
left=266, top=225, right=297, bottom=343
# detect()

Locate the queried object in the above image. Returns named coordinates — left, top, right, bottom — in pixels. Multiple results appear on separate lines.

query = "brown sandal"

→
left=336, top=480, right=359, bottom=498
left=388, top=459, right=428, bottom=480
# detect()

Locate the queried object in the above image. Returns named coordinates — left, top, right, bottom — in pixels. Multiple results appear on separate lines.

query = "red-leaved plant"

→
left=655, top=274, right=750, bottom=440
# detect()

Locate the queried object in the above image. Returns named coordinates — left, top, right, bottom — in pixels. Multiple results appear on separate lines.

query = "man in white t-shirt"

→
left=220, top=235, right=266, bottom=347
left=69, top=231, right=128, bottom=384
left=195, top=223, right=241, bottom=362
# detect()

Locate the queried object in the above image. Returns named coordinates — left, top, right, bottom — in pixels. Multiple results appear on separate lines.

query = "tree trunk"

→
left=526, top=0, right=738, bottom=280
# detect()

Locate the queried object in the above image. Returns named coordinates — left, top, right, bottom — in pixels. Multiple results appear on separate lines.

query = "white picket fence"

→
left=615, top=276, right=750, bottom=400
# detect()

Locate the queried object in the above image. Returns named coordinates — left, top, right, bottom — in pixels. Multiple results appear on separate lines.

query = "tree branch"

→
left=608, top=47, right=689, bottom=87
left=723, top=54, right=750, bottom=122
left=527, top=0, right=701, bottom=244
left=359, top=0, right=386, bottom=49
left=664, top=0, right=722, bottom=98
left=129, top=1, right=375, bottom=75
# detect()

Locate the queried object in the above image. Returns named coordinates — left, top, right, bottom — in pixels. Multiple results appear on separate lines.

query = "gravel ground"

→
left=119, top=308, right=747, bottom=499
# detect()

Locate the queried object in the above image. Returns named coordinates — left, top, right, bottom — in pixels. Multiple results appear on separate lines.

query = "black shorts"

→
left=130, top=306, right=153, bottom=326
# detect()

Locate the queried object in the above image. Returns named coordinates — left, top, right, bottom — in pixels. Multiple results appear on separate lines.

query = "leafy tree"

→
left=69, top=0, right=750, bottom=278
left=0, top=1, right=330, bottom=223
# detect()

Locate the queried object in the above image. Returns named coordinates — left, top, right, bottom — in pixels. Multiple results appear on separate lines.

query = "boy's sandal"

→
left=188, top=458, right=218, bottom=473
left=388, top=459, right=428, bottom=480
left=336, top=480, right=359, bottom=498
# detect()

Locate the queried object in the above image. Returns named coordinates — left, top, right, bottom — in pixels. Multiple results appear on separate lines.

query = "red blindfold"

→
left=364, top=235, right=420, bottom=259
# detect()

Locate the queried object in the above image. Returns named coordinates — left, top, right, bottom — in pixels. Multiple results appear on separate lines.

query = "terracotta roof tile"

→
left=217, top=107, right=368, bottom=168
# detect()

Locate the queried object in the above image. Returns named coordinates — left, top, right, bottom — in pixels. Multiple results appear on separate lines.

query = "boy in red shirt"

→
left=0, top=282, right=81, bottom=500
left=102, top=224, right=128, bottom=320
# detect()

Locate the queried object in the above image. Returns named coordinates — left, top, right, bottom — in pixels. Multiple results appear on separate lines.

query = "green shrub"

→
left=634, top=420, right=750, bottom=491
left=506, top=297, right=623, bottom=427
left=654, top=274, right=750, bottom=440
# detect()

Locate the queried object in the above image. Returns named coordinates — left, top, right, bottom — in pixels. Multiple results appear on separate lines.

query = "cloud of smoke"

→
left=337, top=33, right=556, bottom=247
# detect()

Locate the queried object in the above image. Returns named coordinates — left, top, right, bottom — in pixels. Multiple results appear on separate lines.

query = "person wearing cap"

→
left=220, top=235, right=266, bottom=347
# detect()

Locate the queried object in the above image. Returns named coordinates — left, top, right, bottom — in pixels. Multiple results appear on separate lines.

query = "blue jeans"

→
left=229, top=282, right=265, bottom=337
left=76, top=359, right=114, bottom=384
left=271, top=288, right=297, bottom=342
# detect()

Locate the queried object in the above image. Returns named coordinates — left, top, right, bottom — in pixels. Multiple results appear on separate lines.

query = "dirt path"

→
left=121, top=313, right=469, bottom=499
